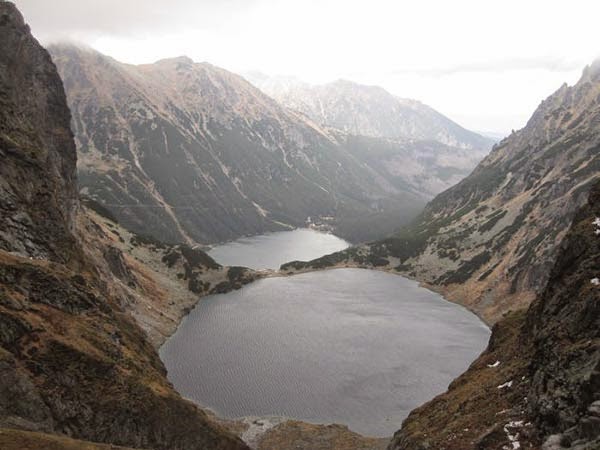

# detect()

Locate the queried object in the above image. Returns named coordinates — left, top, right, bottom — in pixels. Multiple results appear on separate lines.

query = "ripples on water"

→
left=161, top=253, right=490, bottom=436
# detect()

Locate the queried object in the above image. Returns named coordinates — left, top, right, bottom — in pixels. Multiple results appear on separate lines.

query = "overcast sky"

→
left=14, top=0, right=600, bottom=135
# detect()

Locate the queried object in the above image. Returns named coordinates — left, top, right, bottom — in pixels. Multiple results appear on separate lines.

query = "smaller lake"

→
left=207, top=228, right=350, bottom=270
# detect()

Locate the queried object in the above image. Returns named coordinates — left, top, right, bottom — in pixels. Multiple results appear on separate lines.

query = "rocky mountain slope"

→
left=49, top=44, right=433, bottom=245
left=0, top=3, right=251, bottom=448
left=283, top=61, right=600, bottom=324
left=0, top=4, right=78, bottom=263
left=388, top=180, right=600, bottom=450
left=0, top=428, right=136, bottom=450
left=246, top=74, right=493, bottom=151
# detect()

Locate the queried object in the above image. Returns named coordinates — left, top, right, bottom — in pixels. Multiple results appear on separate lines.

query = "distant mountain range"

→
left=477, top=130, right=509, bottom=142
left=49, top=46, right=492, bottom=245
left=245, top=72, right=495, bottom=150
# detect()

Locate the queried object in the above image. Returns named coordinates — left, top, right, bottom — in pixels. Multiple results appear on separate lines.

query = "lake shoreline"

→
left=161, top=267, right=490, bottom=438
left=157, top=229, right=490, bottom=448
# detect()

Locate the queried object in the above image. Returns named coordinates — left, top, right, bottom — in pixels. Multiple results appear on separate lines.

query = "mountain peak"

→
left=580, top=58, right=600, bottom=82
left=330, top=78, right=360, bottom=87
left=251, top=74, right=493, bottom=150
left=0, top=1, right=25, bottom=27
left=155, top=55, right=194, bottom=66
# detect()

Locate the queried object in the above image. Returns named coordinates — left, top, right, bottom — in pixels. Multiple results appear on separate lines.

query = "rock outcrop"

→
left=0, top=2, right=77, bottom=263
left=77, top=205, right=261, bottom=348
left=524, top=181, right=600, bottom=449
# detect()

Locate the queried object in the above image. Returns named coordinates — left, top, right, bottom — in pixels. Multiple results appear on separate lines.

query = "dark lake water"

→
left=161, top=231, right=490, bottom=437
left=207, top=228, right=350, bottom=269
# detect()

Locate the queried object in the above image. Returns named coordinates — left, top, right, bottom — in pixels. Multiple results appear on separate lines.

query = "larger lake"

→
left=160, top=229, right=490, bottom=437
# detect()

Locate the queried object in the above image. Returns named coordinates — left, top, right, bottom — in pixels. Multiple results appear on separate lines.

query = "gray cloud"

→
left=13, top=0, right=260, bottom=40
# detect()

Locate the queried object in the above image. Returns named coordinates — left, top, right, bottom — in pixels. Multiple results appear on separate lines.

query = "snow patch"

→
left=591, top=278, right=600, bottom=285
left=498, top=380, right=513, bottom=389
left=502, top=421, right=524, bottom=450
left=487, top=360, right=501, bottom=368
left=241, top=416, right=287, bottom=446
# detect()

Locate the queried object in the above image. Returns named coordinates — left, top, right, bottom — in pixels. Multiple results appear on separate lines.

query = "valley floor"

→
left=212, top=415, right=389, bottom=450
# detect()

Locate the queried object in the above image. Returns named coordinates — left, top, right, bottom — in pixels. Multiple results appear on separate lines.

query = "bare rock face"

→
left=0, top=3, right=78, bottom=262
left=524, top=181, right=600, bottom=448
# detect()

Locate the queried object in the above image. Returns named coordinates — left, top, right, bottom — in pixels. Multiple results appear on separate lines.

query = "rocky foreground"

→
left=390, top=180, right=600, bottom=450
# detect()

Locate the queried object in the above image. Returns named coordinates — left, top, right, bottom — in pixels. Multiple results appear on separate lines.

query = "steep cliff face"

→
left=49, top=44, right=428, bottom=244
left=0, top=3, right=249, bottom=449
left=0, top=3, right=77, bottom=262
left=524, top=182, right=600, bottom=449
left=388, top=180, right=600, bottom=450
left=283, top=61, right=600, bottom=324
